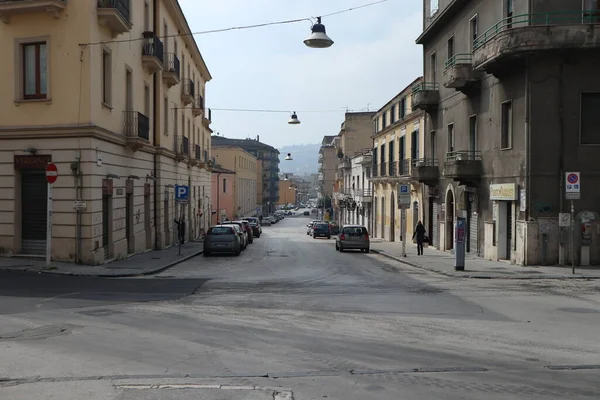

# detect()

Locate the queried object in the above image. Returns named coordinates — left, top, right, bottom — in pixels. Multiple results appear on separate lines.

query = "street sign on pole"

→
left=398, top=184, right=411, bottom=208
left=565, top=172, right=580, bottom=200
left=45, top=163, right=57, bottom=267
left=46, top=163, right=58, bottom=184
left=175, top=185, right=189, bottom=203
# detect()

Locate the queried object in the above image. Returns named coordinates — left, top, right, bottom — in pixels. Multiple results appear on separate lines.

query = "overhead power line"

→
left=210, top=108, right=346, bottom=113
left=79, top=0, right=388, bottom=47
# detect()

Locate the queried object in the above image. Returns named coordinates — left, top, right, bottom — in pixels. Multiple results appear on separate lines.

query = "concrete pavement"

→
left=371, top=241, right=600, bottom=279
left=1, top=212, right=599, bottom=399
left=0, top=240, right=203, bottom=277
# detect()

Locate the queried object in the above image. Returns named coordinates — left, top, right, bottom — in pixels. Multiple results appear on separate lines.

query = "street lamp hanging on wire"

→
left=304, top=17, right=334, bottom=48
left=288, top=111, right=301, bottom=125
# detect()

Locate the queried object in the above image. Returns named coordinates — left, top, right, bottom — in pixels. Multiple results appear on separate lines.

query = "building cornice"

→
left=372, top=111, right=424, bottom=140
left=374, top=76, right=423, bottom=116
left=416, top=0, right=470, bottom=45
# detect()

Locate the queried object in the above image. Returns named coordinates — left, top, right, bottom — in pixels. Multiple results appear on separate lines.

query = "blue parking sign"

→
left=175, top=185, right=189, bottom=202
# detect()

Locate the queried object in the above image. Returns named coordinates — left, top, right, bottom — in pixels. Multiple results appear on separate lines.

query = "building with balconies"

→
left=0, top=0, right=212, bottom=264
left=370, top=77, right=426, bottom=242
left=337, top=149, right=374, bottom=231
left=211, top=135, right=279, bottom=216
left=416, top=0, right=600, bottom=266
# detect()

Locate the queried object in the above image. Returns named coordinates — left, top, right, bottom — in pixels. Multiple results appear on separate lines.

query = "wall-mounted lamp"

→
left=24, top=147, right=38, bottom=155
left=128, top=175, right=140, bottom=180
left=165, top=184, right=174, bottom=189
left=146, top=174, right=156, bottom=182
left=106, top=173, right=120, bottom=179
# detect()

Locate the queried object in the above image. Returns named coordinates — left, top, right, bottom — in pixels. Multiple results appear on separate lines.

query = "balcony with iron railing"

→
left=398, top=159, right=412, bottom=177
left=353, top=188, right=373, bottom=203
left=388, top=161, right=397, bottom=177
left=379, top=162, right=387, bottom=177
left=192, top=94, right=204, bottom=117
left=96, top=0, right=131, bottom=36
left=141, top=31, right=164, bottom=73
left=444, top=150, right=482, bottom=186
left=203, top=107, right=212, bottom=126
left=0, top=0, right=66, bottom=22
left=163, top=53, right=180, bottom=87
left=410, top=158, right=439, bottom=185
left=443, top=53, right=482, bottom=93
left=411, top=82, right=440, bottom=113
left=123, top=111, right=149, bottom=151
left=473, top=11, right=600, bottom=74
left=181, top=78, right=195, bottom=106
left=370, top=164, right=379, bottom=178
left=174, top=135, right=190, bottom=161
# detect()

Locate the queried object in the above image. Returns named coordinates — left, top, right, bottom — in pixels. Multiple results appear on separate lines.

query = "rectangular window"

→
left=580, top=93, right=600, bottom=144
left=400, top=97, right=406, bottom=119
left=411, top=130, right=419, bottom=159
left=447, top=123, right=455, bottom=153
left=470, top=15, right=478, bottom=50
left=469, top=115, right=477, bottom=151
left=430, top=52, right=437, bottom=82
left=173, top=107, right=178, bottom=134
left=504, top=0, right=513, bottom=28
left=22, top=42, right=48, bottom=99
left=164, top=96, right=168, bottom=133
left=144, top=0, right=150, bottom=31
left=382, top=112, right=387, bottom=128
left=390, top=105, right=396, bottom=123
left=223, top=178, right=227, bottom=193
left=447, top=36, right=454, bottom=60
left=102, top=49, right=111, bottom=105
left=430, top=0, right=439, bottom=15
left=144, top=84, right=150, bottom=116
left=501, top=101, right=513, bottom=149
left=125, top=68, right=133, bottom=111
left=430, top=131, right=436, bottom=159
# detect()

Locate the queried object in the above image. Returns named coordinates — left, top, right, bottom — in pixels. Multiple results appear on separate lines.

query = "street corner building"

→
left=0, top=0, right=213, bottom=264
left=415, top=0, right=600, bottom=265
left=370, top=77, right=426, bottom=243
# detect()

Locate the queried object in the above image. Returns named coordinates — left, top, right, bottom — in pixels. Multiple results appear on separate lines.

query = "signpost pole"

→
left=46, top=182, right=52, bottom=267
left=571, top=200, right=575, bottom=274
left=401, top=207, right=406, bottom=257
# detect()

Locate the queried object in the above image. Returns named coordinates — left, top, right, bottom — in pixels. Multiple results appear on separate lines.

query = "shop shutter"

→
left=21, top=172, right=47, bottom=255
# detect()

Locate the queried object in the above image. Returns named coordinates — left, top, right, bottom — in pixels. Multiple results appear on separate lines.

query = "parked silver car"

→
left=336, top=225, right=370, bottom=252
left=203, top=225, right=241, bottom=256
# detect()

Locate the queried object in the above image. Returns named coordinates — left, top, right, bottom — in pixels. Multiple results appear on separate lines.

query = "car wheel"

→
left=335, top=243, right=339, bottom=251
left=339, top=245, right=344, bottom=252
left=327, top=236, right=331, bottom=239
left=365, top=248, right=370, bottom=253
left=235, top=250, right=241, bottom=256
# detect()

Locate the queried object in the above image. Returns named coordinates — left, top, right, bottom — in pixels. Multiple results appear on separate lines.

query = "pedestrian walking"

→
left=412, top=220, right=426, bottom=256
left=174, top=215, right=186, bottom=245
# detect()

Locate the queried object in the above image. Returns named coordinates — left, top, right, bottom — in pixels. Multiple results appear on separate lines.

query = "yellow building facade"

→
left=211, top=146, right=258, bottom=219
left=370, top=77, right=425, bottom=242
left=0, top=0, right=212, bottom=264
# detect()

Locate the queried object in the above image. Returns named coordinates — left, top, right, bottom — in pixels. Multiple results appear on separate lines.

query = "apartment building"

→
left=416, top=0, right=600, bottom=265
left=278, top=180, right=297, bottom=206
left=341, top=150, right=373, bottom=231
left=211, top=146, right=258, bottom=219
left=370, top=78, right=426, bottom=242
left=0, top=0, right=212, bottom=264
left=318, top=135, right=337, bottom=209
left=211, top=165, right=235, bottom=224
left=333, top=112, right=375, bottom=226
left=211, top=135, right=280, bottom=216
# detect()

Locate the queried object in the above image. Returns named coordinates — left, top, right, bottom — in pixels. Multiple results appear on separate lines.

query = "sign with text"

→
left=565, top=172, right=580, bottom=200
left=398, top=184, right=411, bottom=207
left=489, top=183, right=518, bottom=201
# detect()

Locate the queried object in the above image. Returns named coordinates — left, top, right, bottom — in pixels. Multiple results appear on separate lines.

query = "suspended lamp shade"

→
left=285, top=153, right=293, bottom=161
left=303, top=17, right=334, bottom=49
left=288, top=112, right=301, bottom=124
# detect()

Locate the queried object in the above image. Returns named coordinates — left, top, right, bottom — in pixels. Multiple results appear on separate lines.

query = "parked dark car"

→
left=246, top=221, right=261, bottom=238
left=221, top=222, right=248, bottom=249
left=238, top=220, right=254, bottom=243
left=303, top=211, right=310, bottom=216
left=203, top=225, right=241, bottom=256
left=336, top=225, right=370, bottom=252
left=312, top=222, right=331, bottom=239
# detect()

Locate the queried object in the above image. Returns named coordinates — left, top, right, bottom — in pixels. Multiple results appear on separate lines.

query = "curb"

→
left=370, top=249, right=600, bottom=280
left=0, top=249, right=204, bottom=278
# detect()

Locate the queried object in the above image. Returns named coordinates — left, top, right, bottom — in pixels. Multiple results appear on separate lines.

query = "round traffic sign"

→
left=46, top=163, right=58, bottom=184
left=567, top=173, right=578, bottom=184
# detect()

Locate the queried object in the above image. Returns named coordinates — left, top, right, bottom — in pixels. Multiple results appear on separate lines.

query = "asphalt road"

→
left=1, top=210, right=599, bottom=399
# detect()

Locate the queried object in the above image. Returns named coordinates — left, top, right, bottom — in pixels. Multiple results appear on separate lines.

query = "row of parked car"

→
left=306, top=220, right=371, bottom=253
left=203, top=213, right=286, bottom=256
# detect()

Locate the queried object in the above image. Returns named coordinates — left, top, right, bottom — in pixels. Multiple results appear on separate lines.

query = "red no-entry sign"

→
left=46, top=163, right=58, bottom=184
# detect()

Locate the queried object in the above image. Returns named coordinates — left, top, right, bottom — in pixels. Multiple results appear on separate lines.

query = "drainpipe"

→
left=152, top=0, right=159, bottom=250
left=216, top=173, right=221, bottom=224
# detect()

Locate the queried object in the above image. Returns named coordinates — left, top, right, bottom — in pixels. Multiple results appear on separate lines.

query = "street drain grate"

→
left=77, top=309, right=125, bottom=317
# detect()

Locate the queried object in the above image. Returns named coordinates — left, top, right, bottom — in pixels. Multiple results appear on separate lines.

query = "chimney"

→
left=257, top=135, right=260, bottom=142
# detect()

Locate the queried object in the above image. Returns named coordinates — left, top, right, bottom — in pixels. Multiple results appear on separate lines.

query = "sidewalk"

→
left=370, top=241, right=600, bottom=279
left=0, top=241, right=203, bottom=278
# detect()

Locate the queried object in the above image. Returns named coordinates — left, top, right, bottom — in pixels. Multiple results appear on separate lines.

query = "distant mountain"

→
left=278, top=143, right=321, bottom=175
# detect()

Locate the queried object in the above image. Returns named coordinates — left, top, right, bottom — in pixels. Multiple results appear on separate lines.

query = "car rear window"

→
left=315, top=223, right=329, bottom=229
left=209, top=227, right=234, bottom=235
left=342, top=227, right=367, bottom=236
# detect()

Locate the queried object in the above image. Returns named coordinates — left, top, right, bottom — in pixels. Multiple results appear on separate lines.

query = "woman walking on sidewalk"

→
left=412, top=221, right=426, bottom=256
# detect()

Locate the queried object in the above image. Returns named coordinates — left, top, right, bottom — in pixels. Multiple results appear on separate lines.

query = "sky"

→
left=179, top=0, right=424, bottom=149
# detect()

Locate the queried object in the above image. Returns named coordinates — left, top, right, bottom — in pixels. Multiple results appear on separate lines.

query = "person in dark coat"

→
left=174, top=215, right=186, bottom=245
left=412, top=220, right=426, bottom=256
